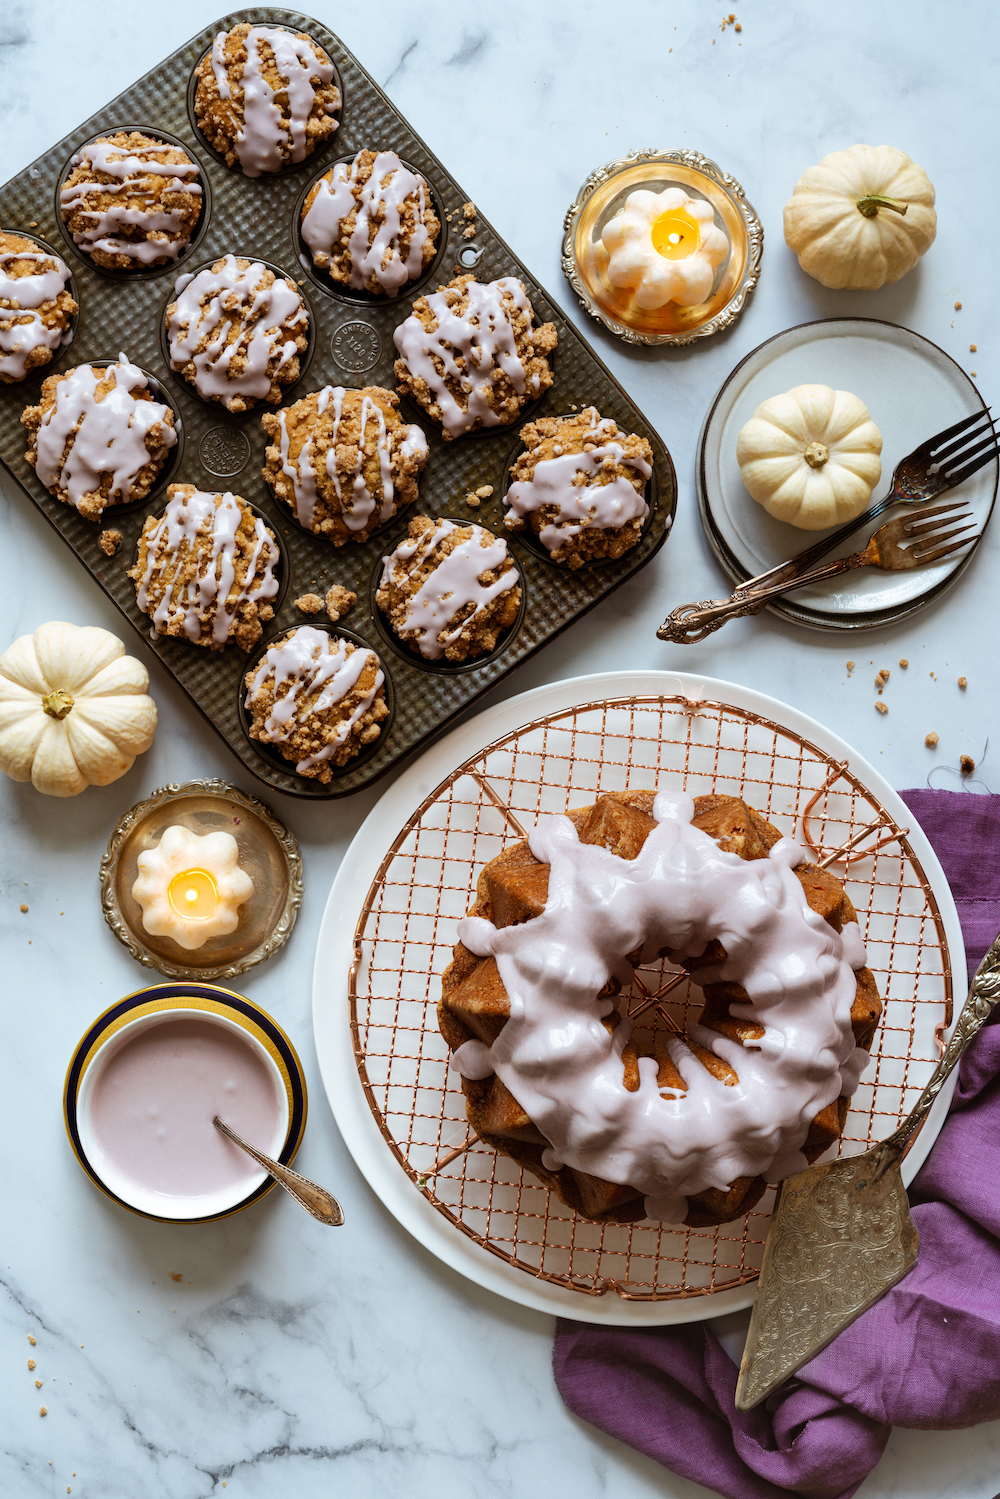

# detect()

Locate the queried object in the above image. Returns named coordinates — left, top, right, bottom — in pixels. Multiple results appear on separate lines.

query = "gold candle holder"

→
left=562, top=148, right=763, bottom=347
left=100, top=779, right=303, bottom=981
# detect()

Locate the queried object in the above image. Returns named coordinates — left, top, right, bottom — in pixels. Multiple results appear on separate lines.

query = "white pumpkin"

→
left=784, top=145, right=936, bottom=290
left=736, top=385, right=883, bottom=531
left=0, top=621, right=157, bottom=796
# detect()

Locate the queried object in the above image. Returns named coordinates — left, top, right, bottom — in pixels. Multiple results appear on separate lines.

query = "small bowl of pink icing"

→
left=65, top=982, right=307, bottom=1221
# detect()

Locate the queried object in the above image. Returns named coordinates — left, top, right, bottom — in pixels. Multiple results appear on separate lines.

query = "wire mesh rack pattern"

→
left=348, top=693, right=953, bottom=1301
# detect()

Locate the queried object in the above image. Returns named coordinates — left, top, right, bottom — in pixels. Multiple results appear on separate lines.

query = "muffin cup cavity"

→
left=237, top=622, right=395, bottom=779
left=293, top=153, right=450, bottom=308
left=499, top=414, right=659, bottom=570
left=54, top=125, right=212, bottom=280
left=185, top=26, right=344, bottom=180
left=129, top=497, right=290, bottom=645
left=368, top=513, right=528, bottom=675
left=158, top=254, right=316, bottom=413
left=0, top=226, right=80, bottom=380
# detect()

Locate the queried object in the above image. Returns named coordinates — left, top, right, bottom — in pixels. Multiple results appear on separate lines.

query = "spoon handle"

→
left=213, top=1116, right=345, bottom=1226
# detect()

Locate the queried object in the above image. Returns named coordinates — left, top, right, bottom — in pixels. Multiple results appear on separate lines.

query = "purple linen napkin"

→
left=554, top=789, right=1000, bottom=1499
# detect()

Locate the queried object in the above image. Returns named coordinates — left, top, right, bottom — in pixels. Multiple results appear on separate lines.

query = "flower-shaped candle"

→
left=132, top=825, right=253, bottom=950
left=601, top=187, right=728, bottom=308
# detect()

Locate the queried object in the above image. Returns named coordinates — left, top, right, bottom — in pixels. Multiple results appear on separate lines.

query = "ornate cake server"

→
left=735, top=927, right=1000, bottom=1410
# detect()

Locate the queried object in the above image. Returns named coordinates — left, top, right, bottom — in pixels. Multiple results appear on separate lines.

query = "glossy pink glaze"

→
left=89, top=1018, right=282, bottom=1198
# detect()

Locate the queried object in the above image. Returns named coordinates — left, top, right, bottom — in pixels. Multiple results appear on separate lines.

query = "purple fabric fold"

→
left=554, top=790, right=1000, bottom=1499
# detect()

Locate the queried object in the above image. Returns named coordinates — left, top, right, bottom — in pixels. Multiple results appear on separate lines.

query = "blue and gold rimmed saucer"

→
left=64, top=982, right=307, bottom=1223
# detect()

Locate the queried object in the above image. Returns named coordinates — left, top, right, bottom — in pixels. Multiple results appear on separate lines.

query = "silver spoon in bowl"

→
left=214, top=1116, right=344, bottom=1226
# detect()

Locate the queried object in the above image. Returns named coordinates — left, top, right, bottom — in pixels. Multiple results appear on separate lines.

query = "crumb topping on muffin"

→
left=166, top=254, right=309, bottom=412
left=504, top=407, right=652, bottom=567
left=261, top=384, right=428, bottom=544
left=244, top=626, right=388, bottom=779
left=393, top=274, right=556, bottom=439
left=21, top=354, right=176, bottom=520
left=131, top=485, right=279, bottom=651
left=196, top=23, right=340, bottom=178
left=0, top=232, right=76, bottom=384
left=302, top=149, right=439, bottom=296
left=60, top=132, right=202, bottom=269
left=377, top=515, right=521, bottom=661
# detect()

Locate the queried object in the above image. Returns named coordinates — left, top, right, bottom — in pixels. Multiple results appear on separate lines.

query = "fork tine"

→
left=911, top=533, right=981, bottom=566
left=935, top=419, right=995, bottom=464
left=901, top=500, right=972, bottom=527
left=904, top=509, right=973, bottom=537
left=910, top=522, right=976, bottom=554
left=926, top=407, right=993, bottom=454
left=941, top=440, right=1000, bottom=490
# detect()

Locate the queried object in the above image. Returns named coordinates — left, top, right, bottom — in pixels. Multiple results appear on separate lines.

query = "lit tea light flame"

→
left=167, top=868, right=220, bottom=922
left=650, top=208, right=701, bottom=260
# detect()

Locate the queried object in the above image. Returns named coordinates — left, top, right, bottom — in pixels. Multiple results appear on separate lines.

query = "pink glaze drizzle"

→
left=392, top=277, right=537, bottom=437
left=245, top=625, right=383, bottom=772
left=210, top=26, right=338, bottom=178
left=136, top=488, right=279, bottom=644
left=452, top=787, right=871, bottom=1224
left=379, top=518, right=517, bottom=659
left=0, top=250, right=73, bottom=379
left=302, top=150, right=430, bottom=295
left=33, top=354, right=176, bottom=511
left=60, top=139, right=202, bottom=264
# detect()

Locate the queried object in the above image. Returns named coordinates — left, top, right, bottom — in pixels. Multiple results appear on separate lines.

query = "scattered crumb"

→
left=35, top=1380, right=42, bottom=1388
left=958, top=676, right=967, bottom=689
left=735, top=20, right=742, bottom=28
left=972, top=371, right=977, bottom=377
left=325, top=584, right=356, bottom=623
left=28, top=1336, right=35, bottom=1346
left=899, top=658, right=908, bottom=668
left=461, top=225, right=476, bottom=240
left=955, top=301, right=962, bottom=310
left=39, top=1407, right=47, bottom=1417
left=970, top=344, right=977, bottom=353
left=28, top=1359, right=35, bottom=1371
left=961, top=754, right=975, bottom=774
left=875, top=701, right=888, bottom=715
left=28, top=220, right=37, bottom=227
left=294, top=593, right=324, bottom=614
left=99, top=528, right=122, bottom=557
left=169, top=1272, right=182, bottom=1283
left=462, top=201, right=476, bottom=220
left=846, top=660, right=855, bottom=674
left=879, top=667, right=890, bottom=680
left=464, top=491, right=481, bottom=508
left=475, top=485, right=494, bottom=499
left=20, top=903, right=28, bottom=913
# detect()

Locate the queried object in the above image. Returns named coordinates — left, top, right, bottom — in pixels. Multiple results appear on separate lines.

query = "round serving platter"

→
left=697, top=318, right=998, bottom=632
left=312, top=670, right=962, bottom=1324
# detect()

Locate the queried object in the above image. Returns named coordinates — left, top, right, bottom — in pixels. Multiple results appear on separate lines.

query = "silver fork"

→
left=660, top=408, right=996, bottom=643
left=660, top=503, right=979, bottom=640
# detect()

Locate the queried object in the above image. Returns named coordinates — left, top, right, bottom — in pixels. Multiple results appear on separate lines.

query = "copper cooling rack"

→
left=348, top=694, right=953, bottom=1300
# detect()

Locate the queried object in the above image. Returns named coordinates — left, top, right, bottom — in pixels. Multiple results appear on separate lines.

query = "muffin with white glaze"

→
left=504, top=407, right=653, bottom=568
left=195, top=23, right=340, bottom=178
left=244, top=626, right=389, bottom=780
left=301, top=149, right=440, bottom=296
left=60, top=132, right=202, bottom=270
left=377, top=515, right=521, bottom=662
left=165, top=254, right=309, bottom=413
left=130, top=486, right=279, bottom=652
left=21, top=355, right=176, bottom=521
left=261, top=384, right=428, bottom=545
left=393, top=274, right=557, bottom=439
left=0, top=232, right=77, bottom=384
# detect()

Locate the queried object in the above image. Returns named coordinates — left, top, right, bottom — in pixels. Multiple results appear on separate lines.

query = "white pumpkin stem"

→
left=42, top=688, right=74, bottom=720
left=856, top=194, right=909, bottom=219
left=804, top=442, right=830, bottom=469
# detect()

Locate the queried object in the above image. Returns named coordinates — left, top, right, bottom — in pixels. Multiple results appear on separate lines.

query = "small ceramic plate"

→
left=697, top=318, right=998, bottom=630
left=64, top=982, right=307, bottom=1223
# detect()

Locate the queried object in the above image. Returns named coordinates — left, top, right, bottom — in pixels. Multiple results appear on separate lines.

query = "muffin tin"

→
left=0, top=7, right=676, bottom=798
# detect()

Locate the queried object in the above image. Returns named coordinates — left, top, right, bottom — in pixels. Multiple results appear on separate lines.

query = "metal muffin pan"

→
left=0, top=6, right=676, bottom=799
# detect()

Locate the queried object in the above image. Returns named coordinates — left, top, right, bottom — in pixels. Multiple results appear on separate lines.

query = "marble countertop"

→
left=2, top=2, right=998, bottom=1495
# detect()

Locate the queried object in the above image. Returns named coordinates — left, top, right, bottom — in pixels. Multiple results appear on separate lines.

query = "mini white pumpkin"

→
left=783, top=144, right=936, bottom=290
left=601, top=187, right=729, bottom=308
left=736, top=385, right=883, bottom=531
left=0, top=621, right=157, bottom=796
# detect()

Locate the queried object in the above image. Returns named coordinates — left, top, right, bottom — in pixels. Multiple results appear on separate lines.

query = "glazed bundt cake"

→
left=439, top=788, right=881, bottom=1228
